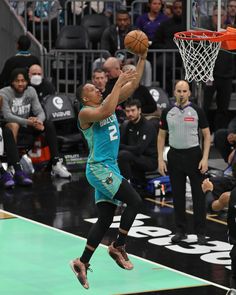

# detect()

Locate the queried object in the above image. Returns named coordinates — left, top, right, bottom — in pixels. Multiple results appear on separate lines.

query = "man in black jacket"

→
left=0, top=35, right=40, bottom=88
left=101, top=10, right=152, bottom=87
left=202, top=178, right=236, bottom=292
left=118, top=99, right=157, bottom=186
left=101, top=10, right=135, bottom=56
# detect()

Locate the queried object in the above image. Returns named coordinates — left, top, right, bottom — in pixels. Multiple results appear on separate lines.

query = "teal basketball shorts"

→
left=86, top=161, right=123, bottom=206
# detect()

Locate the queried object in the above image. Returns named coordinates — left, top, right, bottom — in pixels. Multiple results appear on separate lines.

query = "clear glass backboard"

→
left=187, top=0, right=227, bottom=31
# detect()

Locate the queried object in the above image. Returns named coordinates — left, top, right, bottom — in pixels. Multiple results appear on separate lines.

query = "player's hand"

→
left=201, top=178, right=213, bottom=193
left=139, top=48, right=148, bottom=60
left=116, top=69, right=137, bottom=87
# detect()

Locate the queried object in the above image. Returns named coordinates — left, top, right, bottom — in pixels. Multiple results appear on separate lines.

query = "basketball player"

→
left=70, top=49, right=148, bottom=289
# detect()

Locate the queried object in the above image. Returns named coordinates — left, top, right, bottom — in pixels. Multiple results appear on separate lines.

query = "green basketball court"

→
left=0, top=210, right=229, bottom=295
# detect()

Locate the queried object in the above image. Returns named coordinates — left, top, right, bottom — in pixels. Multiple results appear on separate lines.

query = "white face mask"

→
left=30, top=75, right=42, bottom=86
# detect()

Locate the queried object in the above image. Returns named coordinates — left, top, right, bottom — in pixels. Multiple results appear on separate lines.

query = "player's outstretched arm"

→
left=79, top=70, right=137, bottom=126
left=118, top=49, right=148, bottom=103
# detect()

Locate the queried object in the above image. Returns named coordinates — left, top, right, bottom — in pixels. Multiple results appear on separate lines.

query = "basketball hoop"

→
left=174, top=27, right=236, bottom=83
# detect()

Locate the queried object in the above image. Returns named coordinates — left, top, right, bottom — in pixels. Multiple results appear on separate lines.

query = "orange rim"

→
left=174, top=30, right=236, bottom=42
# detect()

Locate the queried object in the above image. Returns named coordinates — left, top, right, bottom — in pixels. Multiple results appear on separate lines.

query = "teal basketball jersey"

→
left=81, top=112, right=120, bottom=163
left=79, top=110, right=122, bottom=205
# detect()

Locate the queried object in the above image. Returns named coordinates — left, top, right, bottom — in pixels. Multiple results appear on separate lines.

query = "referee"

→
left=158, top=80, right=211, bottom=245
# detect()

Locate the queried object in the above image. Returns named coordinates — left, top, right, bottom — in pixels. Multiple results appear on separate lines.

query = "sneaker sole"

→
left=108, top=250, right=133, bottom=270
left=69, top=261, right=89, bottom=289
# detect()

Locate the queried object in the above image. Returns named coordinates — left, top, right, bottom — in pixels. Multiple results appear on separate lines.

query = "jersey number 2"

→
left=109, top=125, right=118, bottom=141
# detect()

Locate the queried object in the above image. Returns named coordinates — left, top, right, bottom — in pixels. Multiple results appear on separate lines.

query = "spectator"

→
left=103, top=57, right=126, bottom=123
left=8, top=0, right=25, bottom=23
left=158, top=80, right=211, bottom=245
left=163, top=3, right=173, bottom=18
left=0, top=35, right=40, bottom=88
left=28, top=64, right=55, bottom=102
left=135, top=0, right=168, bottom=42
left=203, top=6, right=235, bottom=132
left=0, top=126, right=32, bottom=188
left=69, top=1, right=105, bottom=24
left=151, top=0, right=184, bottom=96
left=0, top=68, right=71, bottom=179
left=214, top=116, right=236, bottom=163
left=91, top=68, right=108, bottom=97
left=202, top=179, right=236, bottom=290
left=226, top=0, right=236, bottom=27
left=151, top=0, right=184, bottom=50
left=101, top=10, right=135, bottom=57
left=26, top=0, right=61, bottom=49
left=118, top=99, right=158, bottom=186
left=101, top=9, right=152, bottom=87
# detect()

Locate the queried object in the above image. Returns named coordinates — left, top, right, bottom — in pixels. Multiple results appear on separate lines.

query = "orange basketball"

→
left=124, top=30, right=149, bottom=55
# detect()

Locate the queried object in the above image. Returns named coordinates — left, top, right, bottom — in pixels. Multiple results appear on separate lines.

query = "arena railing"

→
left=10, top=0, right=123, bottom=52
left=8, top=0, right=62, bottom=52
left=64, top=0, right=123, bottom=25
left=45, top=48, right=184, bottom=96
left=45, top=49, right=111, bottom=95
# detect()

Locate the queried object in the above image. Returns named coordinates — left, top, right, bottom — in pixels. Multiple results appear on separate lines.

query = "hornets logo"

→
left=102, top=172, right=113, bottom=185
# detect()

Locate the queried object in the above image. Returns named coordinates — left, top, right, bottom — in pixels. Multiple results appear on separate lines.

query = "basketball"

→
left=124, top=30, right=149, bottom=55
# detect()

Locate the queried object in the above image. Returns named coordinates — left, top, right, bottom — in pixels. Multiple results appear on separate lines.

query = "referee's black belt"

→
left=169, top=146, right=200, bottom=153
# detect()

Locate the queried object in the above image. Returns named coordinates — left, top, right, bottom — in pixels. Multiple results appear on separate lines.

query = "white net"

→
left=174, top=33, right=222, bottom=83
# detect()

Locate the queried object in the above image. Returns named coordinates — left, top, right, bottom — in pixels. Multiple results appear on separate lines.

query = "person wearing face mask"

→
left=0, top=68, right=71, bottom=179
left=157, top=80, right=211, bottom=245
left=28, top=64, right=55, bottom=101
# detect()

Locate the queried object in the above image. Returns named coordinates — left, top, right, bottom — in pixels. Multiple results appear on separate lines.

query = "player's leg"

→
left=108, top=179, right=142, bottom=270
left=70, top=201, right=116, bottom=289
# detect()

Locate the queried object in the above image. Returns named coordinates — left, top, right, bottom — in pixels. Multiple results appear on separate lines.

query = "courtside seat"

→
left=81, top=14, right=110, bottom=49
left=148, top=86, right=171, bottom=110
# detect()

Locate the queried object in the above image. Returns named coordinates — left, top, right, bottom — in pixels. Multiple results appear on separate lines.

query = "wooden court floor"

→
left=0, top=170, right=232, bottom=295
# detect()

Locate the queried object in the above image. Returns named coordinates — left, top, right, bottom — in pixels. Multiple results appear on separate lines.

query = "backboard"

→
left=187, top=0, right=227, bottom=31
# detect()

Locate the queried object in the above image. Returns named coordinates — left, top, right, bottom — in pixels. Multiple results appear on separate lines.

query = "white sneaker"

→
left=20, top=154, right=35, bottom=174
left=51, top=159, right=71, bottom=178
